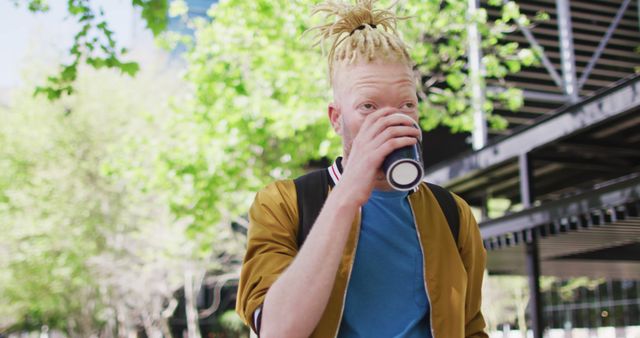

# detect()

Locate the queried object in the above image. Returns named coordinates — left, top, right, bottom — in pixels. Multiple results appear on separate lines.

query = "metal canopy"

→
left=419, top=0, right=640, bottom=171
left=422, top=63, right=640, bottom=286
left=481, top=175, right=640, bottom=239
left=482, top=175, right=640, bottom=279
left=425, top=93, right=640, bottom=207
left=482, top=0, right=640, bottom=137
left=425, top=75, right=640, bottom=187
left=425, top=2, right=640, bottom=334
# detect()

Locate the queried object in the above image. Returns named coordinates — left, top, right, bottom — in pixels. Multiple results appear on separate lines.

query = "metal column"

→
left=556, top=0, right=579, bottom=103
left=519, top=153, right=543, bottom=338
left=468, top=0, right=487, bottom=150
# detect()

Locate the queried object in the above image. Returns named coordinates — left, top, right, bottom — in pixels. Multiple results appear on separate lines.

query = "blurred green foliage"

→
left=12, top=0, right=168, bottom=99
left=219, top=310, right=247, bottom=335
left=0, top=63, right=213, bottom=335
left=161, top=0, right=537, bottom=241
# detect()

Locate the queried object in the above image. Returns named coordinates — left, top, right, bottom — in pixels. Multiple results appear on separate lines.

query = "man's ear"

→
left=328, top=103, right=342, bottom=135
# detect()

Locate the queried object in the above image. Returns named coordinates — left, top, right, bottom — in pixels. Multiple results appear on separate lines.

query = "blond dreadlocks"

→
left=307, top=0, right=413, bottom=82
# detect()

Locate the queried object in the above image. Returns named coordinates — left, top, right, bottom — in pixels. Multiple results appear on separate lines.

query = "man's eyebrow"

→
left=351, top=77, right=414, bottom=88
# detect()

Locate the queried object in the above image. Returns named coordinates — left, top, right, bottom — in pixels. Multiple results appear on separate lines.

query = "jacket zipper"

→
left=408, top=200, right=436, bottom=338
left=332, top=209, right=361, bottom=338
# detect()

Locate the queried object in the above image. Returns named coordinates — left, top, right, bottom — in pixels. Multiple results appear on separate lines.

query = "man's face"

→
left=329, top=61, right=419, bottom=159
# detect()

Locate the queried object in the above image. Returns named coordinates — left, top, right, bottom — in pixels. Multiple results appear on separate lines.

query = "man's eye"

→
left=361, top=103, right=375, bottom=110
left=403, top=102, right=416, bottom=109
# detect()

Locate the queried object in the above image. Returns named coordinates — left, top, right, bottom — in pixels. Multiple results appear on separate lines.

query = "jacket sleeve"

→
left=454, top=195, right=489, bottom=338
left=235, top=180, right=299, bottom=332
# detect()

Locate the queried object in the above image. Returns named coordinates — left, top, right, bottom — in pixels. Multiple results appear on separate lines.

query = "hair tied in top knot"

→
left=350, top=23, right=377, bottom=35
left=306, top=0, right=412, bottom=82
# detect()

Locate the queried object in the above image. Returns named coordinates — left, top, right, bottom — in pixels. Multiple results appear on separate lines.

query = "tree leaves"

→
left=156, top=0, right=538, bottom=253
left=133, top=0, right=169, bottom=36
left=21, top=0, right=537, bottom=134
left=446, top=71, right=465, bottom=90
left=120, top=62, right=140, bottom=76
left=0, top=64, right=207, bottom=334
left=16, top=0, right=168, bottom=101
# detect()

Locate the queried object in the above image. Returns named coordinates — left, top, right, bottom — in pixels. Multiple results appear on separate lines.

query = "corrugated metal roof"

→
left=483, top=179, right=640, bottom=278
left=482, top=0, right=640, bottom=138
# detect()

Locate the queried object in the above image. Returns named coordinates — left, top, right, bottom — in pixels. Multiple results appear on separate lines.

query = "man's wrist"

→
left=329, top=183, right=363, bottom=211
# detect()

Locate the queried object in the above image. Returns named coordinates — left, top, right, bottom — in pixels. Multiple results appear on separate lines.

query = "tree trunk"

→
left=184, top=267, right=202, bottom=338
left=142, top=310, right=157, bottom=338
left=117, top=303, right=129, bottom=338
left=159, top=317, right=173, bottom=338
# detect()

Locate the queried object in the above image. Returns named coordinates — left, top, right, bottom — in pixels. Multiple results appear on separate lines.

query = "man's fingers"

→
left=371, top=125, right=421, bottom=148
left=361, top=113, right=418, bottom=140
left=348, top=109, right=420, bottom=171
left=370, top=115, right=418, bottom=140
left=359, top=107, right=396, bottom=132
left=377, top=136, right=418, bottom=155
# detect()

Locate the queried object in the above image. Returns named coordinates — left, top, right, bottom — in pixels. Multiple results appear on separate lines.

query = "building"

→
left=424, top=0, right=640, bottom=337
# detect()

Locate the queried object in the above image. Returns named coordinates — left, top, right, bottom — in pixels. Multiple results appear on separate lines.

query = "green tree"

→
left=10, top=0, right=168, bottom=99
left=163, top=0, right=538, bottom=244
left=0, top=57, right=229, bottom=336
left=483, top=274, right=530, bottom=335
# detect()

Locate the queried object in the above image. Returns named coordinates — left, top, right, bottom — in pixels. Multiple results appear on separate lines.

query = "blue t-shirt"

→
left=338, top=189, right=432, bottom=338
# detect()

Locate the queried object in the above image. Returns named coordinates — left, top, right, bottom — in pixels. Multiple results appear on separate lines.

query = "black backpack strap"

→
left=294, top=169, right=330, bottom=248
left=426, top=183, right=460, bottom=247
left=292, top=171, right=459, bottom=248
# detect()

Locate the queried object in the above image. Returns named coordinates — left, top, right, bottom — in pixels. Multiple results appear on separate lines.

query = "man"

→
left=236, top=1, right=488, bottom=337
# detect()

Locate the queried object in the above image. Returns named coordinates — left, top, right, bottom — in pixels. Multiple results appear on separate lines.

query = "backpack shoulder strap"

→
left=293, top=174, right=459, bottom=248
left=293, top=169, right=329, bottom=248
left=426, top=182, right=460, bottom=246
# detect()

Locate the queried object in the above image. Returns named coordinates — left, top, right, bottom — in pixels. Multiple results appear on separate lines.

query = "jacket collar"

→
left=327, top=157, right=343, bottom=187
left=327, top=156, right=420, bottom=193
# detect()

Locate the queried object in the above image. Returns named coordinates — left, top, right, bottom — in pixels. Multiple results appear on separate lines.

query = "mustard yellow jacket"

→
left=236, top=171, right=488, bottom=338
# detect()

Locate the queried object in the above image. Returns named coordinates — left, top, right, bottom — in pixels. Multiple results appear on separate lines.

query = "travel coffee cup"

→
left=382, top=114, right=424, bottom=191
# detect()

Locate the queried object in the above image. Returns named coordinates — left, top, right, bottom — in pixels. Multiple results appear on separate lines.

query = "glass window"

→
left=587, top=307, right=598, bottom=328
left=622, top=280, right=638, bottom=299
left=628, top=303, right=640, bottom=326
left=555, top=309, right=566, bottom=329
left=585, top=286, right=596, bottom=303
left=612, top=281, right=623, bottom=300
left=573, top=308, right=586, bottom=328
left=612, top=305, right=625, bottom=327
left=598, top=283, right=609, bottom=302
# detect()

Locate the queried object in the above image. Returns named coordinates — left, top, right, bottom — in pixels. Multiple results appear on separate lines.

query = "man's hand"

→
left=339, top=108, right=420, bottom=206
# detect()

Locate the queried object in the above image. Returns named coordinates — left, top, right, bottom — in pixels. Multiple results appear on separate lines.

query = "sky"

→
left=0, top=0, right=154, bottom=89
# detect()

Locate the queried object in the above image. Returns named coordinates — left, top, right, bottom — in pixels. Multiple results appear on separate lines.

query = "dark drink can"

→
left=382, top=114, right=424, bottom=191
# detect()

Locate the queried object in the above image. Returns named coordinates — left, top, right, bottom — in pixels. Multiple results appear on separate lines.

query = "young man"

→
left=236, top=1, right=488, bottom=337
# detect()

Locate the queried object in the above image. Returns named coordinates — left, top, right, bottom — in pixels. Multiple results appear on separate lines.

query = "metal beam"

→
left=505, top=0, right=564, bottom=89
left=520, top=153, right=543, bottom=338
left=488, top=163, right=563, bottom=198
left=526, top=232, right=544, bottom=338
left=519, top=90, right=567, bottom=104
left=479, top=175, right=640, bottom=239
left=519, top=153, right=534, bottom=206
left=578, top=0, right=632, bottom=90
left=556, top=0, right=579, bottom=102
left=468, top=0, right=487, bottom=150
left=535, top=157, right=630, bottom=173
left=554, top=143, right=640, bottom=158
left=424, top=76, right=640, bottom=186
